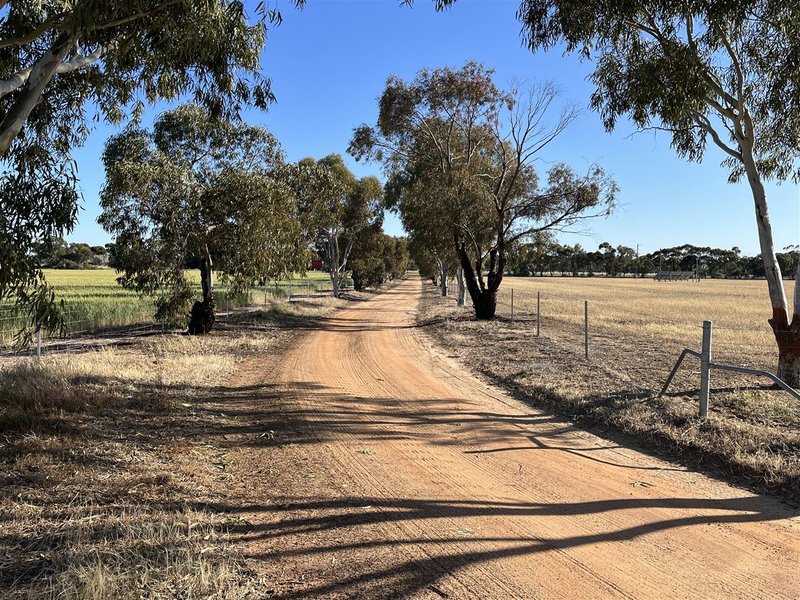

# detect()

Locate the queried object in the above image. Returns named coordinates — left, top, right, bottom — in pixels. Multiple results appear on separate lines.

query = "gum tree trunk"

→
left=741, top=139, right=800, bottom=387
left=188, top=245, right=215, bottom=335
left=456, top=242, right=503, bottom=320
left=435, top=257, right=449, bottom=297
left=0, top=34, right=70, bottom=156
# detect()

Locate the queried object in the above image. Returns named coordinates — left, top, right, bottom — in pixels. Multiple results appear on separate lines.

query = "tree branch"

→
left=0, top=42, right=112, bottom=99
left=0, top=12, right=68, bottom=50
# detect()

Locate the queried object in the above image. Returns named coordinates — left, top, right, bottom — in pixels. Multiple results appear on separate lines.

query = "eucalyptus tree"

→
left=291, top=154, right=383, bottom=297
left=0, top=0, right=300, bottom=334
left=480, top=0, right=800, bottom=382
left=350, top=230, right=409, bottom=291
left=99, top=104, right=303, bottom=334
left=351, top=62, right=616, bottom=319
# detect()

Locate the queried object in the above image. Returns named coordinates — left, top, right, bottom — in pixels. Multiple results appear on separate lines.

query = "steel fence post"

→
left=700, top=320, right=713, bottom=417
left=584, top=300, right=589, bottom=360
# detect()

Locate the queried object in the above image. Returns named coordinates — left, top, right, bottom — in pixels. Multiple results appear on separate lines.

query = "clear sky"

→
left=68, top=0, right=799, bottom=256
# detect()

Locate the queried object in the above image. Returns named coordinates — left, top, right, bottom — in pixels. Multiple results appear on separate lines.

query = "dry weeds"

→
left=0, top=293, right=349, bottom=598
left=419, top=278, right=800, bottom=504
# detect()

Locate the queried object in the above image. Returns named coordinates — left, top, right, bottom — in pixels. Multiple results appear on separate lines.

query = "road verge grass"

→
left=0, top=293, right=348, bottom=598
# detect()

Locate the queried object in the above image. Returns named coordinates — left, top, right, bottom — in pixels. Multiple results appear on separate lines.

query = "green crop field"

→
left=0, top=269, right=333, bottom=345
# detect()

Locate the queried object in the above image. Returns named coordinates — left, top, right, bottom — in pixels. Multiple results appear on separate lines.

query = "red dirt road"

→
left=232, top=278, right=800, bottom=599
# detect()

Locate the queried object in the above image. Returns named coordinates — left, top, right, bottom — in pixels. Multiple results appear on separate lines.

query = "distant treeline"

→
left=33, top=238, right=112, bottom=269
left=33, top=237, right=410, bottom=290
left=507, top=240, right=799, bottom=279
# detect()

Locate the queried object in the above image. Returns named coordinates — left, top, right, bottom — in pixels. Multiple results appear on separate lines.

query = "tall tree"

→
left=293, top=154, right=383, bottom=297
left=99, top=104, right=303, bottom=333
left=351, top=63, right=616, bottom=318
left=1, top=0, right=300, bottom=334
left=489, top=0, right=800, bottom=383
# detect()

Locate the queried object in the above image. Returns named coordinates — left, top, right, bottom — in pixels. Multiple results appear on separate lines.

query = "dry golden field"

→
left=496, top=276, right=796, bottom=370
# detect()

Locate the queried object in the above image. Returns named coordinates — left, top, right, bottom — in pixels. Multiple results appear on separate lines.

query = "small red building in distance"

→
left=310, top=259, right=325, bottom=271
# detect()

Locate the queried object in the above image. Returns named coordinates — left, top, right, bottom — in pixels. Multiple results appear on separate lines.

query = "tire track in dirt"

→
left=238, top=278, right=800, bottom=599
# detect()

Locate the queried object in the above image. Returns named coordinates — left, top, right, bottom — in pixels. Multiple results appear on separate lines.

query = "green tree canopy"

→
left=1, top=0, right=301, bottom=334
left=506, top=0, right=800, bottom=382
left=351, top=62, right=616, bottom=319
left=99, top=104, right=303, bottom=332
left=286, top=154, right=383, bottom=297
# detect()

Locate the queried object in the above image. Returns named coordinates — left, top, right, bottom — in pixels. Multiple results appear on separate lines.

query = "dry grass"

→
left=419, top=278, right=800, bottom=504
left=0, top=293, right=347, bottom=598
left=495, top=276, right=795, bottom=369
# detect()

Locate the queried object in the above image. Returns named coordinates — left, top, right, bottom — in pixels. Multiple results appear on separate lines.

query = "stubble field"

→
left=495, top=276, right=794, bottom=370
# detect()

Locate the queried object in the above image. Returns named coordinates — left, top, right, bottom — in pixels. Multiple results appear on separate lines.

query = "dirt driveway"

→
left=221, top=278, right=800, bottom=599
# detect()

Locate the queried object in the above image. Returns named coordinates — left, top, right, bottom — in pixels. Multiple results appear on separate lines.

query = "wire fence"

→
left=0, top=276, right=348, bottom=355
left=489, top=280, right=789, bottom=404
left=497, top=285, right=779, bottom=362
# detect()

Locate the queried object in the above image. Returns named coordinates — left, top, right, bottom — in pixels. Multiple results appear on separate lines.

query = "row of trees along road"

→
left=390, top=0, right=798, bottom=385
left=99, top=104, right=305, bottom=334
left=100, top=105, right=407, bottom=334
left=286, top=155, right=385, bottom=298
left=0, top=0, right=306, bottom=338
left=1, top=1, right=798, bottom=380
left=467, top=0, right=799, bottom=384
left=350, top=62, right=618, bottom=320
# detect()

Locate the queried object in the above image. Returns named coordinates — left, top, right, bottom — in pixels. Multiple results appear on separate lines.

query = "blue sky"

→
left=69, top=0, right=799, bottom=256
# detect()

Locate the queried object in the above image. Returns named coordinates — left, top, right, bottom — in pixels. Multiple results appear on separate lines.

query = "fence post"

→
left=511, top=288, right=515, bottom=323
left=36, top=327, right=41, bottom=361
left=264, top=283, right=268, bottom=307
left=288, top=280, right=292, bottom=300
left=584, top=300, right=589, bottom=360
left=699, top=320, right=713, bottom=417
left=536, top=291, right=541, bottom=337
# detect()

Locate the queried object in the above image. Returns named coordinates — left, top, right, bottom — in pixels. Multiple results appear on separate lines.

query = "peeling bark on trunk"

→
left=188, top=247, right=215, bottom=335
left=775, top=331, right=800, bottom=387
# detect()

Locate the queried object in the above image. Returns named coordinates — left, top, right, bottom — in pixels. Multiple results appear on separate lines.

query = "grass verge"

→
left=0, top=293, right=348, bottom=598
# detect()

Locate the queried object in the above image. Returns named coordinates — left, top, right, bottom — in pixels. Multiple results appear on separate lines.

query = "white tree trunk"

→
left=0, top=35, right=71, bottom=156
left=741, top=142, right=800, bottom=385
left=324, top=230, right=341, bottom=298
left=435, top=257, right=448, bottom=297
